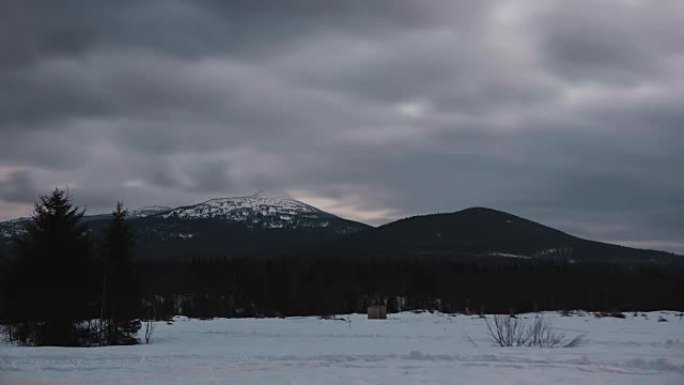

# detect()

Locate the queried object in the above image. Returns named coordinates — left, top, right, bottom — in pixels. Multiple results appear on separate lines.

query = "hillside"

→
left=320, top=207, right=677, bottom=263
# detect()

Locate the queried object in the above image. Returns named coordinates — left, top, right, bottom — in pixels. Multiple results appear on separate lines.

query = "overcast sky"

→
left=1, top=0, right=683, bottom=253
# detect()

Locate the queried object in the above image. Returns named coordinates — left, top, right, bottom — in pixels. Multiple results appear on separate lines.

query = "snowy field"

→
left=1, top=311, right=683, bottom=385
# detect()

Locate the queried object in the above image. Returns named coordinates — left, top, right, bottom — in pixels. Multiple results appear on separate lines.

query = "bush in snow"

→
left=485, top=314, right=584, bottom=348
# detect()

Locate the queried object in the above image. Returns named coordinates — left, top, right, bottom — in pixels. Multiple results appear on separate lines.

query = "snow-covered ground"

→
left=1, top=311, right=682, bottom=385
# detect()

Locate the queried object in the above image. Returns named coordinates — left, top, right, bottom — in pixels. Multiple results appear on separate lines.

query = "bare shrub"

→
left=144, top=320, right=155, bottom=344
left=485, top=314, right=526, bottom=347
left=485, top=314, right=584, bottom=348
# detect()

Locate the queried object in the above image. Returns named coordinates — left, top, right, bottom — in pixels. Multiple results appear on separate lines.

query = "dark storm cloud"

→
left=0, top=170, right=40, bottom=203
left=1, top=0, right=683, bottom=253
left=1, top=0, right=483, bottom=70
left=187, top=159, right=233, bottom=193
left=535, top=0, right=684, bottom=83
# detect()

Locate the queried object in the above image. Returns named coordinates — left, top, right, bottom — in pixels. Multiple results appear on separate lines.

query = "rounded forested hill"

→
left=321, top=207, right=677, bottom=263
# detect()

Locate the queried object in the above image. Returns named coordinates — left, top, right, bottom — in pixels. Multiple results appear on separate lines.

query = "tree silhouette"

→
left=101, top=202, right=141, bottom=344
left=3, top=189, right=97, bottom=346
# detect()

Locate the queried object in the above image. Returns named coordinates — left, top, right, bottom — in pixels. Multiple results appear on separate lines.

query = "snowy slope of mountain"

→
left=123, top=194, right=372, bottom=259
left=129, top=206, right=172, bottom=218
left=159, top=194, right=344, bottom=230
left=0, top=218, right=28, bottom=240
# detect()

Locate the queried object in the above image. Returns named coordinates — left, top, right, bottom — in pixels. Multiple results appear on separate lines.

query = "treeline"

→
left=140, top=254, right=684, bottom=319
left=0, top=190, right=142, bottom=346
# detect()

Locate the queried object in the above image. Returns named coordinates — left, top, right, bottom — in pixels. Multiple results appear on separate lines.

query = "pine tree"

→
left=101, top=202, right=141, bottom=345
left=3, top=189, right=97, bottom=346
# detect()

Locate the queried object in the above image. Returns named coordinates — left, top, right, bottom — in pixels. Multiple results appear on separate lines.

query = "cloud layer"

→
left=2, top=0, right=683, bottom=252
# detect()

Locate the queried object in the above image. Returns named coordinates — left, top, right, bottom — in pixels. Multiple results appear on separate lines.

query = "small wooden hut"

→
left=367, top=305, right=387, bottom=320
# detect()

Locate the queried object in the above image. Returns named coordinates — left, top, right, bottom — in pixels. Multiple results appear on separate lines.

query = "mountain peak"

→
left=158, top=194, right=340, bottom=230
left=199, top=194, right=317, bottom=213
left=455, top=207, right=513, bottom=216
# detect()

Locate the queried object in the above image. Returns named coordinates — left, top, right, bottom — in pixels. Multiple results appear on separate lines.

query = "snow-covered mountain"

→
left=158, top=194, right=345, bottom=230
left=0, top=194, right=372, bottom=260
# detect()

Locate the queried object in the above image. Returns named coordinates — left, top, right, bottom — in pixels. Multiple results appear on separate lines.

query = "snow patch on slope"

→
left=488, top=252, right=532, bottom=260
left=0, top=218, right=29, bottom=239
left=129, top=206, right=172, bottom=218
left=159, top=194, right=338, bottom=230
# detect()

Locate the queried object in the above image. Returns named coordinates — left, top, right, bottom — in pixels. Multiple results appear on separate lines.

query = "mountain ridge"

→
left=0, top=201, right=679, bottom=262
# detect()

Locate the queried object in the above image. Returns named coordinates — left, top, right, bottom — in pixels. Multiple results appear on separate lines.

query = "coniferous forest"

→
left=0, top=190, right=683, bottom=346
left=140, top=254, right=683, bottom=319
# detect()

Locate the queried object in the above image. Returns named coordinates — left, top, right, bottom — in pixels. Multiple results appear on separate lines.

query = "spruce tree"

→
left=101, top=202, right=141, bottom=345
left=4, top=189, right=97, bottom=346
